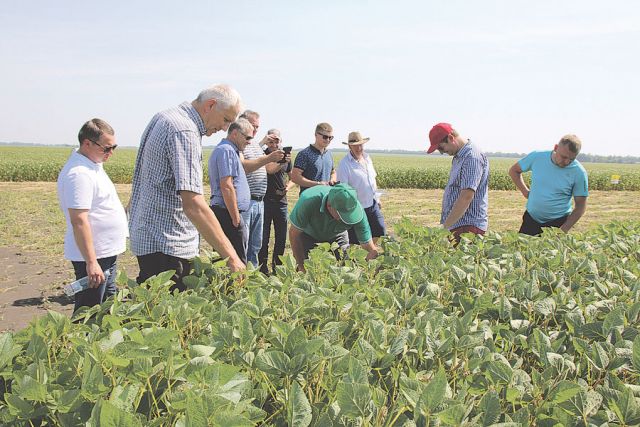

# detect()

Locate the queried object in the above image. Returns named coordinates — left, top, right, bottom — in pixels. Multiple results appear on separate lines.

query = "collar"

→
left=309, top=144, right=326, bottom=154
left=219, top=138, right=240, bottom=153
left=348, top=151, right=368, bottom=163
left=319, top=192, right=330, bottom=215
left=179, top=102, right=206, bottom=136
left=73, top=150, right=101, bottom=170
left=454, top=140, right=472, bottom=158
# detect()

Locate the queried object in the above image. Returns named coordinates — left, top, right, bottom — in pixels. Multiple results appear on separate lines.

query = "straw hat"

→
left=342, top=131, right=370, bottom=146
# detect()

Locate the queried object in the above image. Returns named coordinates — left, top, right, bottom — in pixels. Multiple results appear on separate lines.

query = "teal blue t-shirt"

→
left=289, top=185, right=372, bottom=243
left=519, top=150, right=589, bottom=223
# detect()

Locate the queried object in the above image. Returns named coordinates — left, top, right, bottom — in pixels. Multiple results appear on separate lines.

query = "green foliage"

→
left=2, top=146, right=640, bottom=190
left=1, top=220, right=640, bottom=425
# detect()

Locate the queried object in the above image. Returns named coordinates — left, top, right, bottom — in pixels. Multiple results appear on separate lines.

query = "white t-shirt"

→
left=57, top=151, right=128, bottom=261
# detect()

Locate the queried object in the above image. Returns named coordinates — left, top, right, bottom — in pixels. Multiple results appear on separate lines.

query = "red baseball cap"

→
left=427, top=123, right=453, bottom=153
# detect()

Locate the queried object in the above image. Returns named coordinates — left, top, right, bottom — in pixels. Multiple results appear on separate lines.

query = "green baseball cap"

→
left=327, top=183, right=364, bottom=225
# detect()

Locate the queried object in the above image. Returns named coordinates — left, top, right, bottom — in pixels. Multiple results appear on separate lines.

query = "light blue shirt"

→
left=519, top=150, right=589, bottom=223
left=209, top=139, right=251, bottom=212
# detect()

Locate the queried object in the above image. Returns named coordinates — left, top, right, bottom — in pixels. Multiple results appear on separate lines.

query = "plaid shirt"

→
left=129, top=102, right=206, bottom=258
left=441, top=141, right=489, bottom=231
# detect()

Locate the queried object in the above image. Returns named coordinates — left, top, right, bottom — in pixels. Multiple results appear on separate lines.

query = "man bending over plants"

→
left=288, top=183, right=379, bottom=272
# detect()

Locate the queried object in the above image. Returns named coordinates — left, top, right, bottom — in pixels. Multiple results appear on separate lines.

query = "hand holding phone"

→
left=279, top=146, right=292, bottom=163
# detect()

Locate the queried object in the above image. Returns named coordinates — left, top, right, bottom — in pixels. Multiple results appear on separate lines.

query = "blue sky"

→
left=2, top=1, right=639, bottom=155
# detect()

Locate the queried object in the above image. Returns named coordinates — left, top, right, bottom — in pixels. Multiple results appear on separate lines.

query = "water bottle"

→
left=63, top=270, right=111, bottom=297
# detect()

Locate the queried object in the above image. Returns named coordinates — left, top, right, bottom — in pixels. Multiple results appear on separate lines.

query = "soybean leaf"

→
left=286, top=381, right=312, bottom=427
left=336, top=382, right=371, bottom=419
left=607, top=387, right=640, bottom=425
left=484, top=360, right=513, bottom=385
left=548, top=381, right=582, bottom=404
left=91, top=399, right=143, bottom=427
left=480, top=390, right=501, bottom=426
left=633, top=334, right=640, bottom=372
left=417, top=368, right=447, bottom=414
left=437, top=404, right=467, bottom=425
left=254, top=350, right=291, bottom=376
left=0, top=333, right=20, bottom=371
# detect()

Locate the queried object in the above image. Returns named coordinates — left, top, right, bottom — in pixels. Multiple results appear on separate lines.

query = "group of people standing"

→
left=56, top=83, right=589, bottom=312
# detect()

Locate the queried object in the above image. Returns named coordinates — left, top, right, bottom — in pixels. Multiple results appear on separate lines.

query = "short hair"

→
left=195, top=84, right=243, bottom=111
left=239, top=110, right=260, bottom=122
left=77, top=118, right=114, bottom=145
left=227, top=118, right=254, bottom=136
left=558, top=134, right=582, bottom=153
left=315, top=122, right=333, bottom=134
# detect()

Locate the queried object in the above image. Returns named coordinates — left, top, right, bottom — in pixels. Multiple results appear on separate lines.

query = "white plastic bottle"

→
left=63, top=270, right=111, bottom=297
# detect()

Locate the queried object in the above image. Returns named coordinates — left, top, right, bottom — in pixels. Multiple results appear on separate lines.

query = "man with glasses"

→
left=426, top=122, right=489, bottom=242
left=208, top=118, right=257, bottom=263
left=57, top=119, right=128, bottom=312
left=291, top=122, right=338, bottom=193
left=129, top=84, right=245, bottom=292
left=508, top=135, right=588, bottom=236
left=236, top=111, right=288, bottom=267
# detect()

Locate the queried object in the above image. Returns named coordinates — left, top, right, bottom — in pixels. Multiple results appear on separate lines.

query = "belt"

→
left=251, top=195, right=264, bottom=202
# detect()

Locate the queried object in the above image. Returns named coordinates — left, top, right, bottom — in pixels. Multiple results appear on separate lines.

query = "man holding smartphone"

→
left=258, top=129, right=294, bottom=274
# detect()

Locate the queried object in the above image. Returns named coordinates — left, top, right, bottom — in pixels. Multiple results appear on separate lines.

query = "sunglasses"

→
left=317, top=133, right=334, bottom=141
left=239, top=131, right=253, bottom=141
left=90, top=139, right=117, bottom=153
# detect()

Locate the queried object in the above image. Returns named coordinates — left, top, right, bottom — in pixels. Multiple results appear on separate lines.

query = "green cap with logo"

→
left=327, top=183, right=364, bottom=225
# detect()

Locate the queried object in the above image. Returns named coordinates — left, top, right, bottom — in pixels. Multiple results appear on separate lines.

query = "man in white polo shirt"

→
left=57, top=119, right=128, bottom=312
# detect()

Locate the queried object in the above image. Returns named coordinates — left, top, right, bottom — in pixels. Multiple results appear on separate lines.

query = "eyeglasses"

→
left=90, top=139, right=117, bottom=153
left=239, top=131, right=253, bottom=141
left=317, top=133, right=334, bottom=141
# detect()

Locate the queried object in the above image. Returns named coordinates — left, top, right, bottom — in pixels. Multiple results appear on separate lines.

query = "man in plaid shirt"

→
left=129, top=84, right=245, bottom=291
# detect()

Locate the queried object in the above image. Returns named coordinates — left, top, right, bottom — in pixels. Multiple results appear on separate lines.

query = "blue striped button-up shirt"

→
left=441, top=141, right=489, bottom=231
left=129, top=102, right=206, bottom=258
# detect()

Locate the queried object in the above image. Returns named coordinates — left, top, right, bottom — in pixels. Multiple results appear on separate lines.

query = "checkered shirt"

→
left=129, top=102, right=206, bottom=258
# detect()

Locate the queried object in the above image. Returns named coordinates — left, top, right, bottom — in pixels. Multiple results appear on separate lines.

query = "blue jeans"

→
left=241, top=199, right=264, bottom=267
left=71, top=256, right=118, bottom=312
left=258, top=200, right=288, bottom=274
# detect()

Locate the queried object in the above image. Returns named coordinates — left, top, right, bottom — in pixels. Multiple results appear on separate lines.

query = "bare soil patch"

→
left=0, top=246, right=74, bottom=331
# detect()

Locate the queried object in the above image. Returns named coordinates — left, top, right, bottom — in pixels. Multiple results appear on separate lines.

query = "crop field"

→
left=1, top=221, right=639, bottom=425
left=2, top=146, right=640, bottom=190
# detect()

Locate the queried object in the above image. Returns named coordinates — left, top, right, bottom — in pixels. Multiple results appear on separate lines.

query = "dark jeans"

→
left=71, top=255, right=118, bottom=312
left=301, top=230, right=349, bottom=262
left=348, top=202, right=386, bottom=244
left=519, top=211, right=568, bottom=236
left=258, top=200, right=288, bottom=274
left=211, top=205, right=248, bottom=264
left=136, top=252, right=192, bottom=292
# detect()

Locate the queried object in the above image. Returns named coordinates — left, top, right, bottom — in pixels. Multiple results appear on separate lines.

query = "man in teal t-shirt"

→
left=509, top=134, right=589, bottom=236
left=289, top=183, right=379, bottom=271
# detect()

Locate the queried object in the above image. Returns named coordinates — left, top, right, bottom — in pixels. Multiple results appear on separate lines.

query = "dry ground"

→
left=1, top=182, right=637, bottom=331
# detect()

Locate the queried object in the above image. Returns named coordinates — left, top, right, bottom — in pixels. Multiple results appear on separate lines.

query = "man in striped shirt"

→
left=237, top=110, right=288, bottom=267
left=426, top=123, right=489, bottom=242
left=129, top=84, right=246, bottom=291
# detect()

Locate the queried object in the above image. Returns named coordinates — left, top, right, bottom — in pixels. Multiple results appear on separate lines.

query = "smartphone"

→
left=279, top=146, right=292, bottom=163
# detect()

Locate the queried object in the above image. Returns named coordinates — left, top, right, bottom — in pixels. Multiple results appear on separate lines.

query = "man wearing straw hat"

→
left=508, top=134, right=588, bottom=236
left=337, top=131, right=387, bottom=244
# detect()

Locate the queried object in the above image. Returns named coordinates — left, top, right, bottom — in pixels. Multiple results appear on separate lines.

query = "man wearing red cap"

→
left=426, top=123, right=489, bottom=241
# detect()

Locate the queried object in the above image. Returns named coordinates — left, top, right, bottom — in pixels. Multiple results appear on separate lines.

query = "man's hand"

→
left=266, top=150, right=285, bottom=164
left=228, top=257, right=245, bottom=272
left=86, top=261, right=105, bottom=288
